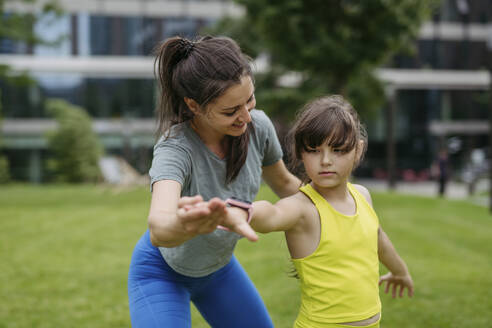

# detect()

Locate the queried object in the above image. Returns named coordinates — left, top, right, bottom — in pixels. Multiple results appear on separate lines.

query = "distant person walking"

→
left=432, top=149, right=449, bottom=197
left=127, top=35, right=300, bottom=328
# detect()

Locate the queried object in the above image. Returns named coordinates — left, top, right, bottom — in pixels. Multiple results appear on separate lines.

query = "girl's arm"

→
left=378, top=228, right=414, bottom=298
left=262, top=159, right=301, bottom=198
left=249, top=194, right=306, bottom=233
left=148, top=180, right=258, bottom=247
left=182, top=195, right=303, bottom=237
left=353, top=184, right=414, bottom=298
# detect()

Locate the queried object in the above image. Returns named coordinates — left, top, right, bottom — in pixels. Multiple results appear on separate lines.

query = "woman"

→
left=127, top=35, right=300, bottom=328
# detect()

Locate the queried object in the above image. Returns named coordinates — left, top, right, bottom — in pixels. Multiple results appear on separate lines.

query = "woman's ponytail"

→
left=154, top=37, right=196, bottom=137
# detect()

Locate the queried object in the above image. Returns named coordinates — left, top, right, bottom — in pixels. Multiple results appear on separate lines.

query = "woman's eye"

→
left=223, top=110, right=237, bottom=117
left=306, top=148, right=318, bottom=153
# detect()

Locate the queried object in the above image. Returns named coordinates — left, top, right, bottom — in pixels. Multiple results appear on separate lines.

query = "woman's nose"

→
left=239, top=105, right=252, bottom=123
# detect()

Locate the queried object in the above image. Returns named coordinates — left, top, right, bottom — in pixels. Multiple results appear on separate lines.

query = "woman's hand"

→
left=379, top=272, right=414, bottom=298
left=178, top=197, right=258, bottom=242
left=177, top=196, right=227, bottom=235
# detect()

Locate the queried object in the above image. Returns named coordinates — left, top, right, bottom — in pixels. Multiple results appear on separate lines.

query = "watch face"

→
left=230, top=196, right=252, bottom=204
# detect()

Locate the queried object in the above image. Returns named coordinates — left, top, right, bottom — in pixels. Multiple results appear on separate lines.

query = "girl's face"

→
left=301, top=141, right=361, bottom=189
left=195, top=75, right=256, bottom=139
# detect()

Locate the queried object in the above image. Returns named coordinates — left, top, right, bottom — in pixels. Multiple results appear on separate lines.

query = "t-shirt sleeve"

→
left=253, top=110, right=284, bottom=166
left=149, top=137, right=191, bottom=191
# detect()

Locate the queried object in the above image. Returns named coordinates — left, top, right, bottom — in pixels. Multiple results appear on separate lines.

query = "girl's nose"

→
left=321, top=152, right=333, bottom=165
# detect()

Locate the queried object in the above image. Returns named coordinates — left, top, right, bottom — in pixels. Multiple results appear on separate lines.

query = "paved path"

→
left=357, top=179, right=489, bottom=206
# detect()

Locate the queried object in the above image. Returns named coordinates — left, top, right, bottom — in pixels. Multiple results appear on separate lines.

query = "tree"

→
left=0, top=0, right=61, bottom=182
left=0, top=0, right=61, bottom=79
left=210, top=0, right=438, bottom=120
left=46, top=99, right=103, bottom=183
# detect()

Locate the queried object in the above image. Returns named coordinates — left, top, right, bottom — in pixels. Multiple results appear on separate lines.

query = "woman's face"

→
left=200, top=75, right=256, bottom=138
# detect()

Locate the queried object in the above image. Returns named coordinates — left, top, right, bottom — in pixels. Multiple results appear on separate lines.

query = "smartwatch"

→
left=217, top=197, right=253, bottom=231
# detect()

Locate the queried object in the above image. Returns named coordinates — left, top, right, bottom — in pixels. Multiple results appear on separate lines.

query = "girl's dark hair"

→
left=287, top=95, right=368, bottom=183
left=154, top=35, right=253, bottom=183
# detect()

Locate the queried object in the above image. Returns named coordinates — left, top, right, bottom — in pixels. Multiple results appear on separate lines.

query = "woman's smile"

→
left=232, top=122, right=247, bottom=129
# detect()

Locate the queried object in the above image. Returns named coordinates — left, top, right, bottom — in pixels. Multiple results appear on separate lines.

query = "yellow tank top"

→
left=292, top=183, right=381, bottom=327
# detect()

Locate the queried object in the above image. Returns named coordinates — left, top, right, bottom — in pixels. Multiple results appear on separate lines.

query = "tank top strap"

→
left=299, top=184, right=325, bottom=207
left=346, top=183, right=379, bottom=222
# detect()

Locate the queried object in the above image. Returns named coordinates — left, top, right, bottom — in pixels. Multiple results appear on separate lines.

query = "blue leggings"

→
left=128, top=230, right=274, bottom=328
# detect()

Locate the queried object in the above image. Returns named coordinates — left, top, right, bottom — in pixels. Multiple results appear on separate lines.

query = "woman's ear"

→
left=184, top=97, right=201, bottom=115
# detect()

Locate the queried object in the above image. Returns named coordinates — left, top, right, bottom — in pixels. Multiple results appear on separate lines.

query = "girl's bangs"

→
left=300, top=111, right=357, bottom=152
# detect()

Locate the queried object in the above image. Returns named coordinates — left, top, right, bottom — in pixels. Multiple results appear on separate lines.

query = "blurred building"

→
left=0, top=0, right=491, bottom=182
left=365, top=0, right=491, bottom=182
left=0, top=0, right=242, bottom=182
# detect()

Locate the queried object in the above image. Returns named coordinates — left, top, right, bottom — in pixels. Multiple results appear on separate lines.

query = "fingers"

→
left=407, top=282, right=414, bottom=297
left=208, top=197, right=227, bottom=213
left=385, top=280, right=391, bottom=294
left=379, top=274, right=414, bottom=299
left=177, top=197, right=228, bottom=235
left=378, top=273, right=390, bottom=286
left=178, top=195, right=203, bottom=208
left=234, top=221, right=259, bottom=242
left=178, top=205, right=211, bottom=223
left=176, top=196, right=257, bottom=241
left=180, top=197, right=226, bottom=214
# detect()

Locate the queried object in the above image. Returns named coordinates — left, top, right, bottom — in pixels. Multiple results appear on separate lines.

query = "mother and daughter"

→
left=128, top=35, right=414, bottom=328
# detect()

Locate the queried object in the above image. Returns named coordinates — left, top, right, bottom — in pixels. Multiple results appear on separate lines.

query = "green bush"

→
left=46, top=99, right=103, bottom=183
left=0, top=155, right=9, bottom=183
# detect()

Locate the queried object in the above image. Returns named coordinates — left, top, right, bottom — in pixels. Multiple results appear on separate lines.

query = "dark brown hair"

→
left=287, top=95, right=368, bottom=183
left=153, top=35, right=253, bottom=183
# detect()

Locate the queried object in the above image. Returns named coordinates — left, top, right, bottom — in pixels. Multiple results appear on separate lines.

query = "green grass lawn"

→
left=1, top=184, right=491, bottom=327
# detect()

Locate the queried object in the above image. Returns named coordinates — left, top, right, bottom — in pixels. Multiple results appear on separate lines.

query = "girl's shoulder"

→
left=278, top=190, right=319, bottom=221
left=279, top=189, right=315, bottom=204
left=351, top=183, right=373, bottom=207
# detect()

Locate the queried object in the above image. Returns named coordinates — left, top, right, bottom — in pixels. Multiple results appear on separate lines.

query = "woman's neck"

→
left=190, top=118, right=228, bottom=158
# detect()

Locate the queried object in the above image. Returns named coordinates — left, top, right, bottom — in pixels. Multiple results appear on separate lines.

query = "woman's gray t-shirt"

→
left=149, top=109, right=283, bottom=277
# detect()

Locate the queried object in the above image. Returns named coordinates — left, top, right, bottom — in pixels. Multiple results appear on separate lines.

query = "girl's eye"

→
left=333, top=148, right=350, bottom=154
left=306, top=148, right=319, bottom=153
left=247, top=95, right=255, bottom=103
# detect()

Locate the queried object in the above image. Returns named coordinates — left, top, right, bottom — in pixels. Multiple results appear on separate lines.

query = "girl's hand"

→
left=220, top=206, right=258, bottom=242
left=379, top=272, right=414, bottom=298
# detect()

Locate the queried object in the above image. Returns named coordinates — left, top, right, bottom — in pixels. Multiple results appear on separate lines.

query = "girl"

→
left=127, top=35, right=301, bottom=328
left=220, top=95, right=414, bottom=327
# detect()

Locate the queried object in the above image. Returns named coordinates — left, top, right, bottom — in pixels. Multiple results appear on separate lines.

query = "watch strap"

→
left=217, top=198, right=253, bottom=231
